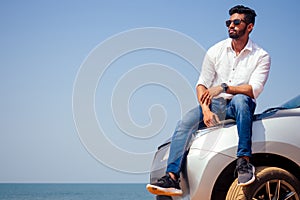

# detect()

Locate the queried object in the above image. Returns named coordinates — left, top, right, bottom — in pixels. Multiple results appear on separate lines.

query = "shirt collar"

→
left=226, top=38, right=253, bottom=52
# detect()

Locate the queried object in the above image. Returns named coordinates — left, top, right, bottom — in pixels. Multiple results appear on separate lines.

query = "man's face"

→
left=227, top=13, right=248, bottom=39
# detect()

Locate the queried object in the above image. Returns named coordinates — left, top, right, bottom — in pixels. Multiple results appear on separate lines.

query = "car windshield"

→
left=280, top=94, right=300, bottom=109
left=262, top=94, right=300, bottom=113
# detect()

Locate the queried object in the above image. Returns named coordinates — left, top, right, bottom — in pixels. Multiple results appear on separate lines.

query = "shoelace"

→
left=158, top=175, right=180, bottom=188
left=237, top=163, right=251, bottom=173
left=234, top=162, right=251, bottom=178
left=158, top=175, right=172, bottom=184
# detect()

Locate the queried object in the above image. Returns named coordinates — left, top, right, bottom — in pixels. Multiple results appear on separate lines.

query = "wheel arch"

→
left=211, top=153, right=300, bottom=200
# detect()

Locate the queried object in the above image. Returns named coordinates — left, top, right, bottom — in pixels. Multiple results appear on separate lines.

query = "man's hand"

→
left=203, top=110, right=220, bottom=127
left=200, top=85, right=223, bottom=105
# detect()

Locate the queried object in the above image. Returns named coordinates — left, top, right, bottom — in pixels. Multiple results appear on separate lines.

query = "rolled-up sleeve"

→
left=249, top=52, right=271, bottom=99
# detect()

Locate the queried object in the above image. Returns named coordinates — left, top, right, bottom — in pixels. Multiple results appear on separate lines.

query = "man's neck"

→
left=231, top=37, right=249, bottom=55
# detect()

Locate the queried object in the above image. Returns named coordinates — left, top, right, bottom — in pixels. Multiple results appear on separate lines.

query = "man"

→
left=146, top=5, right=271, bottom=196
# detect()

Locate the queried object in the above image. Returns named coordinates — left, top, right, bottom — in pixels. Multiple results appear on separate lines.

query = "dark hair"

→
left=229, top=5, right=257, bottom=25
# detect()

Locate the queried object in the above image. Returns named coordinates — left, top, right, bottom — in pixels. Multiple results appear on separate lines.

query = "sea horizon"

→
left=0, top=183, right=154, bottom=200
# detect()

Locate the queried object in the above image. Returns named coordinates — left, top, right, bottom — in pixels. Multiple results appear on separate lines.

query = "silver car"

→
left=149, top=94, right=300, bottom=200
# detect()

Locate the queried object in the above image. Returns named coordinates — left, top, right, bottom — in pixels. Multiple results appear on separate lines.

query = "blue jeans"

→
left=166, top=94, right=256, bottom=177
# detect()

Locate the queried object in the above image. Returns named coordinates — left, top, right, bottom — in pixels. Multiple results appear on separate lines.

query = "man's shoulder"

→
left=250, top=39, right=270, bottom=55
left=207, top=38, right=230, bottom=54
left=211, top=38, right=230, bottom=48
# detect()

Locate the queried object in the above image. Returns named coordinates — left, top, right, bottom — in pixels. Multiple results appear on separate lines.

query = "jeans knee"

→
left=232, top=94, right=248, bottom=102
left=232, top=94, right=250, bottom=107
left=231, top=94, right=256, bottom=114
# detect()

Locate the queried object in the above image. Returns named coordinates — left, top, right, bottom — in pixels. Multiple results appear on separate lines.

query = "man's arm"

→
left=249, top=53, right=271, bottom=99
left=196, top=84, right=220, bottom=127
left=196, top=84, right=210, bottom=111
left=200, top=84, right=254, bottom=104
left=227, top=84, right=254, bottom=99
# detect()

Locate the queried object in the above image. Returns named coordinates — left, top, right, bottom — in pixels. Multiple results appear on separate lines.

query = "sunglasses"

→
left=225, top=19, right=247, bottom=27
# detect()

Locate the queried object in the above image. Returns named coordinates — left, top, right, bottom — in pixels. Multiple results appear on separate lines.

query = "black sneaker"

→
left=146, top=174, right=183, bottom=196
left=236, top=157, right=255, bottom=186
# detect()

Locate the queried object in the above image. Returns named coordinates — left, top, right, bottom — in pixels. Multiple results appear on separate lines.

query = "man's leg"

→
left=147, top=106, right=204, bottom=196
left=226, top=94, right=256, bottom=186
left=167, top=106, right=204, bottom=176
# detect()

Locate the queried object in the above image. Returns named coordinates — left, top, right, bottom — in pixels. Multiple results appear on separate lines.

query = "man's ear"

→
left=247, top=23, right=254, bottom=34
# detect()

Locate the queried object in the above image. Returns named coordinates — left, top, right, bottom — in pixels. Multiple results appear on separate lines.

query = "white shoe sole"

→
left=146, top=184, right=183, bottom=196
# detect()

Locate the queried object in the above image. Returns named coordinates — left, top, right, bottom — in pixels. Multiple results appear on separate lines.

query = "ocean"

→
left=0, top=183, right=154, bottom=200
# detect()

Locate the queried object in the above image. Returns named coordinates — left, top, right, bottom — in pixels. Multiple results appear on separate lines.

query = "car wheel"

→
left=226, top=166, right=300, bottom=200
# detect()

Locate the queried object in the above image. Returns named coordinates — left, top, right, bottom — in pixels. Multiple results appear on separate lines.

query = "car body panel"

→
left=188, top=108, right=300, bottom=199
left=149, top=95, right=300, bottom=200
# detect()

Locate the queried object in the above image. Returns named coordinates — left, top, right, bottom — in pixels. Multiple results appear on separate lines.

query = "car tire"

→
left=226, top=166, right=300, bottom=200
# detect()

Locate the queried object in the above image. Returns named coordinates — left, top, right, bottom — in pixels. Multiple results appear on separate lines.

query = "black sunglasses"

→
left=225, top=19, right=247, bottom=27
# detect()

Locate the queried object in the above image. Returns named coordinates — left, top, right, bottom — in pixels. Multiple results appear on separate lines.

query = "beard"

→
left=229, top=25, right=247, bottom=39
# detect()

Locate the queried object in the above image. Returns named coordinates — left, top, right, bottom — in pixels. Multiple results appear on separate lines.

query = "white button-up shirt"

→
left=197, top=38, right=271, bottom=99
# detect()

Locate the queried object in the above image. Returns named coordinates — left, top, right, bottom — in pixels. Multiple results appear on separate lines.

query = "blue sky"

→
left=0, top=0, right=299, bottom=183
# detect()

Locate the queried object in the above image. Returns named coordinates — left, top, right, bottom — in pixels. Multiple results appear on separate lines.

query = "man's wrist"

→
left=200, top=103, right=210, bottom=111
left=221, top=83, right=228, bottom=93
left=227, top=85, right=236, bottom=95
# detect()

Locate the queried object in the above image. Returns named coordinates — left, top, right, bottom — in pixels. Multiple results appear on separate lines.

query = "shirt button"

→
left=229, top=80, right=232, bottom=83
